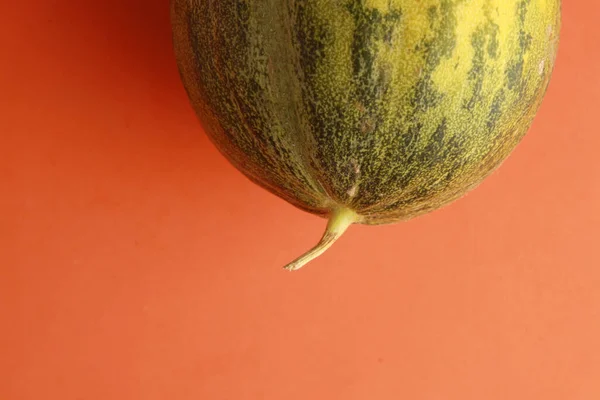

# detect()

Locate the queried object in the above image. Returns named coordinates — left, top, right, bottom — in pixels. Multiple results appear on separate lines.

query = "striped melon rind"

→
left=170, top=0, right=561, bottom=270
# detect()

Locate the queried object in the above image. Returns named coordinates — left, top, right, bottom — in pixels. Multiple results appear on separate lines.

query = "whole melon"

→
left=170, top=0, right=561, bottom=270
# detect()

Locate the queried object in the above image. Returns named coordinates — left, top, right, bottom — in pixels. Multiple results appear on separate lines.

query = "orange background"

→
left=2, top=1, right=599, bottom=399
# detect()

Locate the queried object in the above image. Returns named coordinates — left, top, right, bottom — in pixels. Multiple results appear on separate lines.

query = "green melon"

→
left=170, top=0, right=561, bottom=270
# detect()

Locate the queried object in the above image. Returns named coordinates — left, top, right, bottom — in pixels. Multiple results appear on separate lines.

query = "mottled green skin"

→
left=171, top=0, right=560, bottom=225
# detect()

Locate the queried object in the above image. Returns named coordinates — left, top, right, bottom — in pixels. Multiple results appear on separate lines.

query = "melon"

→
left=170, top=0, right=561, bottom=270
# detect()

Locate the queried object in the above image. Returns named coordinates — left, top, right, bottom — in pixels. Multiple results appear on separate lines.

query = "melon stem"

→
left=283, top=207, right=358, bottom=271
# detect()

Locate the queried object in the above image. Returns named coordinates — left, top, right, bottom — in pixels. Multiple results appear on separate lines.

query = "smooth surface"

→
left=1, top=1, right=599, bottom=399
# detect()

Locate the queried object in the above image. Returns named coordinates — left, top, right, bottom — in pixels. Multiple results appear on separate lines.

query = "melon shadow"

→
left=49, top=0, right=186, bottom=114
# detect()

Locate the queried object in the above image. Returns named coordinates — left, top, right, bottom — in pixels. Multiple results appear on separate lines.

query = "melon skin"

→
left=170, top=0, right=560, bottom=269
